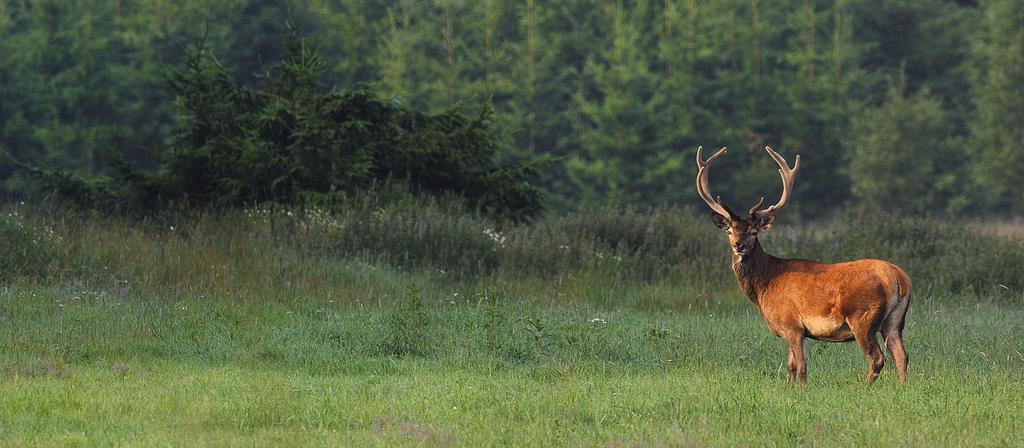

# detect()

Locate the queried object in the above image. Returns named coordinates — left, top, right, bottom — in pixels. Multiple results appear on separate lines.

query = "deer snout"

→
left=734, top=242, right=750, bottom=254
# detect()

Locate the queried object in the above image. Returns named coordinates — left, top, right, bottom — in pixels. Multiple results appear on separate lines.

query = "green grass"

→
left=1, top=283, right=1023, bottom=446
left=2, top=203, right=1024, bottom=446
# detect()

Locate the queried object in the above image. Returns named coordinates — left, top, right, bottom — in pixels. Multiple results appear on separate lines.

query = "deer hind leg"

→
left=849, top=315, right=885, bottom=385
left=784, top=334, right=808, bottom=385
left=882, top=295, right=911, bottom=384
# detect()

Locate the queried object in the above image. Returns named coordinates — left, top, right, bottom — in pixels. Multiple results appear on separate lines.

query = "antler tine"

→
left=754, top=146, right=800, bottom=217
left=695, top=146, right=734, bottom=219
left=747, top=197, right=764, bottom=216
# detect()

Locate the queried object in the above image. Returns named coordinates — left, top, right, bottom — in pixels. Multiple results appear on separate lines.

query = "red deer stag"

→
left=696, top=146, right=911, bottom=385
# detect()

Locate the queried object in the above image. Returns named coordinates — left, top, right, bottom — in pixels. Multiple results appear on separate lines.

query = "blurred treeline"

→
left=1, top=0, right=1022, bottom=216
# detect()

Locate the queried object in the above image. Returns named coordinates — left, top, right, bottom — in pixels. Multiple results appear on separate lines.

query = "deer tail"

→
left=891, top=264, right=912, bottom=301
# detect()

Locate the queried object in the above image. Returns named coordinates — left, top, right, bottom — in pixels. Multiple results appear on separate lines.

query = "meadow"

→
left=2, top=201, right=1023, bottom=446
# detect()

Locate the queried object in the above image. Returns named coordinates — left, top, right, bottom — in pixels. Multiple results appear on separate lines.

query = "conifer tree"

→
left=570, top=0, right=663, bottom=207
left=379, top=0, right=418, bottom=101
left=847, top=84, right=956, bottom=214
left=968, top=0, right=1024, bottom=214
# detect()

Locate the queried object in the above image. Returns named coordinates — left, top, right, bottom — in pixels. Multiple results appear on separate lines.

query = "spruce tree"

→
left=847, top=84, right=956, bottom=214
left=968, top=0, right=1024, bottom=214
left=570, top=0, right=663, bottom=207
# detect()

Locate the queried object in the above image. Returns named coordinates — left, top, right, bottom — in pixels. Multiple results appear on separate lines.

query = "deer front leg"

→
left=784, top=334, right=807, bottom=385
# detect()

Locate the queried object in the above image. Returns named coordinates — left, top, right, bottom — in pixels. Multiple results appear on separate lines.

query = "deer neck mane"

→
left=731, top=239, right=776, bottom=306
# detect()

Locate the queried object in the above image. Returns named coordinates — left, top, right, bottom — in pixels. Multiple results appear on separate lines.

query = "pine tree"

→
left=306, top=0, right=388, bottom=86
left=968, top=0, right=1024, bottom=214
left=643, top=0, right=699, bottom=206
left=26, top=2, right=158, bottom=174
left=29, top=28, right=549, bottom=220
left=570, top=0, right=663, bottom=207
left=771, top=1, right=867, bottom=216
left=379, top=0, right=418, bottom=101
left=847, top=83, right=956, bottom=214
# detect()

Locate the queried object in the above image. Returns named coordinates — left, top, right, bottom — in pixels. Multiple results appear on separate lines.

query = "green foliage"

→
left=764, top=208, right=1024, bottom=297
left=0, top=1, right=172, bottom=184
left=2, top=203, right=1024, bottom=445
left=380, top=284, right=431, bottom=357
left=7, top=200, right=1023, bottom=301
left=968, top=0, right=1024, bottom=214
left=499, top=207, right=724, bottom=283
left=0, top=209, right=60, bottom=280
left=28, top=28, right=547, bottom=221
left=22, top=153, right=162, bottom=213
left=289, top=195, right=504, bottom=278
left=570, top=2, right=665, bottom=207
left=846, top=84, right=958, bottom=214
left=2, top=0, right=1021, bottom=216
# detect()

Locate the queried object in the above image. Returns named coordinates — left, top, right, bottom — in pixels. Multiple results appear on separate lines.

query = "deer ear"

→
left=756, top=213, right=776, bottom=231
left=711, top=213, right=731, bottom=230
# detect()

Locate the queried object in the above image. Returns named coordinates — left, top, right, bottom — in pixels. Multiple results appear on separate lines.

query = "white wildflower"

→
left=483, top=228, right=507, bottom=248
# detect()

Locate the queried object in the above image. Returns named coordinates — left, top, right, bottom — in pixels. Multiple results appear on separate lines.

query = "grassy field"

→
left=2, top=203, right=1023, bottom=446
left=2, top=284, right=1022, bottom=446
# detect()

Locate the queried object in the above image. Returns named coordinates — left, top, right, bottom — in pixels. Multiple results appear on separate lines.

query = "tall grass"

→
left=0, top=207, right=62, bottom=280
left=770, top=210, right=1024, bottom=299
left=3, top=200, right=1024, bottom=446
left=2, top=200, right=1022, bottom=306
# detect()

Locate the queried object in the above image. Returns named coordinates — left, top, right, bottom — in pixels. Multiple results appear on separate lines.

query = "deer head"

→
left=695, top=146, right=800, bottom=256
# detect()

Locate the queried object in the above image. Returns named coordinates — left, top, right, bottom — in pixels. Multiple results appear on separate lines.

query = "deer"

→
left=695, top=146, right=911, bottom=385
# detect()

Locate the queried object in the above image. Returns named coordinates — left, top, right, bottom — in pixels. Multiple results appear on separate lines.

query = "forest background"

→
left=1, top=0, right=1022, bottom=217
left=3, top=3, right=1024, bottom=444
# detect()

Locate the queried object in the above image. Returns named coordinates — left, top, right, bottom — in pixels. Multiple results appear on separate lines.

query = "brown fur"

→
left=717, top=215, right=912, bottom=385
left=697, top=146, right=910, bottom=385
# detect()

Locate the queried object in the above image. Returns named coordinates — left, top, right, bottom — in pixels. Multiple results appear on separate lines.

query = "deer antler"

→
left=747, top=197, right=765, bottom=217
left=752, top=146, right=800, bottom=218
left=695, top=146, right=736, bottom=219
